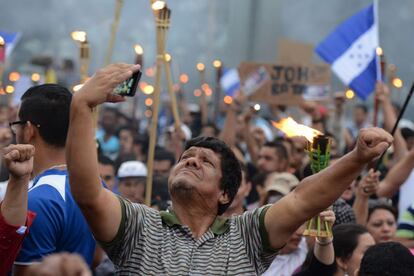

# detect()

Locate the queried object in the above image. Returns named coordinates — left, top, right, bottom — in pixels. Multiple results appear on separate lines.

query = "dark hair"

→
left=183, top=136, right=241, bottom=215
left=367, top=202, right=398, bottom=222
left=333, top=223, right=369, bottom=261
left=98, top=154, right=115, bottom=168
left=251, top=172, right=269, bottom=188
left=19, top=84, right=72, bottom=147
left=116, top=125, right=137, bottom=138
left=201, top=122, right=220, bottom=136
left=154, top=148, right=176, bottom=166
left=355, top=104, right=368, bottom=114
left=263, top=141, right=288, bottom=161
left=401, top=127, right=414, bottom=140
left=359, top=242, right=414, bottom=276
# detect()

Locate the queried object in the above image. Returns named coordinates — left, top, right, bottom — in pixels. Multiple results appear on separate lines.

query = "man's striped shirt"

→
left=100, top=197, right=278, bottom=275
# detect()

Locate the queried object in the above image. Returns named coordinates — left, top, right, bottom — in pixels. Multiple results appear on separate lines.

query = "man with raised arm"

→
left=67, top=63, right=393, bottom=275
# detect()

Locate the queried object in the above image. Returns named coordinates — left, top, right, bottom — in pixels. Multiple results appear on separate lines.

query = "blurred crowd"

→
left=0, top=64, right=414, bottom=276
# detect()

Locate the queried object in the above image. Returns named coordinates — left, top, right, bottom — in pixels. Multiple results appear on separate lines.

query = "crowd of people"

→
left=0, top=63, right=414, bottom=275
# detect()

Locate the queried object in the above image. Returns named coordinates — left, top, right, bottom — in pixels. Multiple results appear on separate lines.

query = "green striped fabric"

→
left=397, top=203, right=414, bottom=239
left=100, top=197, right=278, bottom=275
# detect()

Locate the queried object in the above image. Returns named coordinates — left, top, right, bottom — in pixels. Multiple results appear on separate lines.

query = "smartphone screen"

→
left=113, top=70, right=142, bottom=97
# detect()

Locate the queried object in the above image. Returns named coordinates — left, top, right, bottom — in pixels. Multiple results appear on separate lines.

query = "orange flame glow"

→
left=272, top=117, right=322, bottom=142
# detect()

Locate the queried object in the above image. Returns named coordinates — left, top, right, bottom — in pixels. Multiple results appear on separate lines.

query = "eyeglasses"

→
left=9, top=120, right=40, bottom=135
left=101, top=175, right=114, bottom=182
left=9, top=121, right=27, bottom=135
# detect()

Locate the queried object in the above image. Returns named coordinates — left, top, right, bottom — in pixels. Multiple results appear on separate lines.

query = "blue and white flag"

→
left=316, top=4, right=379, bottom=100
left=0, top=31, right=22, bottom=58
left=220, top=68, right=240, bottom=97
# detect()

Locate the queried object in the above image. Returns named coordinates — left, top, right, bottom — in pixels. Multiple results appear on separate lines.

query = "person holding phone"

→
left=67, top=63, right=392, bottom=275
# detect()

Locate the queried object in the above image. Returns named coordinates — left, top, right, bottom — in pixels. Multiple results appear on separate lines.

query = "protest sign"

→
left=238, top=62, right=330, bottom=105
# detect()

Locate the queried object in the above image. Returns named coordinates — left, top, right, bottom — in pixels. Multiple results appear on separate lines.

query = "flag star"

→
left=358, top=44, right=363, bottom=49
left=357, top=63, right=362, bottom=67
left=349, top=54, right=354, bottom=59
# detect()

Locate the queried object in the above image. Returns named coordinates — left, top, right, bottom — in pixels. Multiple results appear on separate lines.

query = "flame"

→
left=5, top=85, right=14, bottom=94
left=376, top=47, right=383, bottom=56
left=71, top=31, right=87, bottom=42
left=164, top=53, right=171, bottom=62
left=134, top=44, right=143, bottom=55
left=392, top=77, right=403, bottom=88
left=0, top=36, right=4, bottom=46
left=151, top=0, right=165, bottom=10
left=179, top=73, right=189, bottom=84
left=272, top=117, right=322, bottom=142
left=345, top=89, right=355, bottom=99
left=9, top=72, right=21, bottom=82
left=196, top=63, right=205, bottom=71
left=31, top=73, right=41, bottom=82
left=213, top=60, right=222, bottom=68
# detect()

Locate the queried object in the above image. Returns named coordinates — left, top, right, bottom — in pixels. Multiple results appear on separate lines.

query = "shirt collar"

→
left=160, top=209, right=230, bottom=235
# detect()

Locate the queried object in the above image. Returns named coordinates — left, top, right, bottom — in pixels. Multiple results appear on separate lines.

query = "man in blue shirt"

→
left=12, top=84, right=95, bottom=274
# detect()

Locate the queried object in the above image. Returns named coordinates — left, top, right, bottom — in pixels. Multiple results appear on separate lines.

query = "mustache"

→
left=170, top=181, right=195, bottom=198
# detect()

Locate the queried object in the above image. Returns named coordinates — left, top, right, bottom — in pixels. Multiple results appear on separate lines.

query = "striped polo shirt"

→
left=397, top=203, right=414, bottom=239
left=100, top=197, right=278, bottom=275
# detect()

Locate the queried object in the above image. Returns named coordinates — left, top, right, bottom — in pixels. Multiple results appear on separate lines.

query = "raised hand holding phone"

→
left=76, top=63, right=141, bottom=108
left=113, top=69, right=142, bottom=97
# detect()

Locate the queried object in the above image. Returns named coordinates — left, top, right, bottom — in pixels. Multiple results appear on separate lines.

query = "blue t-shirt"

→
left=15, top=169, right=96, bottom=265
left=96, top=129, right=119, bottom=159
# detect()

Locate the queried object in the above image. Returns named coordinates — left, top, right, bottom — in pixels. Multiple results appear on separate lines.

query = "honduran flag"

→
left=0, top=31, right=22, bottom=63
left=220, top=68, right=240, bottom=97
left=316, top=4, right=380, bottom=100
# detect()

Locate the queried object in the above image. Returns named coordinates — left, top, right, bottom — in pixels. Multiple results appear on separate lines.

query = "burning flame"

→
left=151, top=0, right=166, bottom=10
left=196, top=63, right=205, bottom=71
left=376, top=47, right=383, bottom=56
left=213, top=60, right=222, bottom=68
left=71, top=31, right=87, bottom=42
left=0, top=36, right=4, bottom=46
left=164, top=53, right=172, bottom=62
left=272, top=117, right=322, bottom=142
left=134, top=44, right=143, bottom=55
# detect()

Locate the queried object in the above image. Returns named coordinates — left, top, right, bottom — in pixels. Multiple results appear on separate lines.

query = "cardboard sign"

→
left=238, top=62, right=331, bottom=105
left=276, top=38, right=314, bottom=64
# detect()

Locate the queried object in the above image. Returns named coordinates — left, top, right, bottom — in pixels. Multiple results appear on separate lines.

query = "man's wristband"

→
left=315, top=237, right=333, bottom=246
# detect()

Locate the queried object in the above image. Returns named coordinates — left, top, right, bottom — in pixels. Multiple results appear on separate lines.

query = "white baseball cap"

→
left=117, top=161, right=147, bottom=179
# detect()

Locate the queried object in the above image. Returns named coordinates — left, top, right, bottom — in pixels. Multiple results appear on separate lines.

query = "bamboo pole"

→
left=164, top=54, right=181, bottom=130
left=105, top=0, right=124, bottom=66
left=145, top=4, right=171, bottom=206
left=197, top=63, right=208, bottom=125
left=213, top=60, right=222, bottom=124
left=80, top=40, right=90, bottom=84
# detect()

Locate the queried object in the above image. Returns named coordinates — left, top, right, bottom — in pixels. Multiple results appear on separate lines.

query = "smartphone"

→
left=113, top=70, right=142, bottom=97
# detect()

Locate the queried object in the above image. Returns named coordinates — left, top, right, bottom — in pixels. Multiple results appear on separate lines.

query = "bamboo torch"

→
left=71, top=31, right=90, bottom=84
left=212, top=59, right=222, bottom=123
left=0, top=36, right=5, bottom=93
left=197, top=62, right=208, bottom=125
left=131, top=44, right=144, bottom=120
left=145, top=2, right=170, bottom=206
left=373, top=47, right=385, bottom=127
left=105, top=0, right=125, bottom=65
left=164, top=52, right=181, bottom=130
left=272, top=118, right=333, bottom=237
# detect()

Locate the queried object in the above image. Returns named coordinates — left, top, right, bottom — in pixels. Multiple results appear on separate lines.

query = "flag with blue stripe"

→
left=0, top=31, right=22, bottom=59
left=316, top=4, right=379, bottom=100
left=220, top=68, right=240, bottom=97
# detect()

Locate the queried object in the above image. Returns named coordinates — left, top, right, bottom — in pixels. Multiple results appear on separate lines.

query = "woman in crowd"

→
left=366, top=202, right=398, bottom=243
left=332, top=224, right=375, bottom=276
